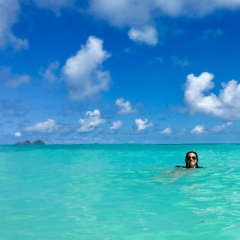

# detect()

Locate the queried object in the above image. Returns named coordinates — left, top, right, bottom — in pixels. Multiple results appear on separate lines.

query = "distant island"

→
left=15, top=140, right=45, bottom=145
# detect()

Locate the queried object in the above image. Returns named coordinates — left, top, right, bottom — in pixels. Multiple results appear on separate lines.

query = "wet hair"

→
left=185, top=151, right=199, bottom=168
left=175, top=151, right=204, bottom=168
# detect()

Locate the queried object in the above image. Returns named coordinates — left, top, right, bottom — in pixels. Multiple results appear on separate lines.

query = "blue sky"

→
left=2, top=0, right=240, bottom=144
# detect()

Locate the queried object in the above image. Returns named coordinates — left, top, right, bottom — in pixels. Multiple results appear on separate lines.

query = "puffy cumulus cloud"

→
left=33, top=0, right=75, bottom=15
left=25, top=119, right=70, bottom=133
left=184, top=72, right=240, bottom=121
left=211, top=122, right=233, bottom=132
left=0, top=67, right=30, bottom=88
left=62, top=36, right=111, bottom=101
left=0, top=0, right=28, bottom=51
left=132, top=118, right=153, bottom=133
left=159, top=127, right=172, bottom=134
left=191, top=125, right=205, bottom=134
left=89, top=0, right=156, bottom=45
left=88, top=0, right=240, bottom=45
left=128, top=25, right=158, bottom=46
left=115, top=98, right=138, bottom=115
left=14, top=132, right=21, bottom=137
left=78, top=109, right=106, bottom=133
left=109, top=120, right=123, bottom=133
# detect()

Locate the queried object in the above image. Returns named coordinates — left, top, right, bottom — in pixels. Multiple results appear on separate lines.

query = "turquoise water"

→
left=1, top=144, right=240, bottom=239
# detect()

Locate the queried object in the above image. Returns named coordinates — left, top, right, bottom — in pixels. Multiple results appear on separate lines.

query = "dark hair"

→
left=185, top=151, right=199, bottom=168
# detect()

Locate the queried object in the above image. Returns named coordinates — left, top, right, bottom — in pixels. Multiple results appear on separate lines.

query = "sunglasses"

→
left=187, top=156, right=197, bottom=160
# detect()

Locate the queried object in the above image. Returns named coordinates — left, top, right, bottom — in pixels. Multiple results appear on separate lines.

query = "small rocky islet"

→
left=15, top=140, right=45, bottom=145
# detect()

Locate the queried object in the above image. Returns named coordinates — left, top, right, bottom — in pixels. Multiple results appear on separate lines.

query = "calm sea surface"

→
left=1, top=144, right=240, bottom=239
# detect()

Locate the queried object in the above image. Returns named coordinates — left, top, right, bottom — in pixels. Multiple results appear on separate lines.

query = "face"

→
left=186, top=153, right=197, bottom=168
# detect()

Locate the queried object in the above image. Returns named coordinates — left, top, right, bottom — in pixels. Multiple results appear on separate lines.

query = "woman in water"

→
left=153, top=151, right=203, bottom=184
left=176, top=151, right=203, bottom=168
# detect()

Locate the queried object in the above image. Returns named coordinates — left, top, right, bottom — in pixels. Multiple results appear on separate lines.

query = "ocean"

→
left=1, top=144, right=240, bottom=239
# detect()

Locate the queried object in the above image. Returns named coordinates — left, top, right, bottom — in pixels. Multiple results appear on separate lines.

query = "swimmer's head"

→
left=185, top=151, right=198, bottom=168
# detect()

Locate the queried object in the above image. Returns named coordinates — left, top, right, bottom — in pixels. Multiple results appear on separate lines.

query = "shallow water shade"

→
left=1, top=144, right=240, bottom=239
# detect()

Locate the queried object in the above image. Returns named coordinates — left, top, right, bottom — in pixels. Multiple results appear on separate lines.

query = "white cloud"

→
left=78, top=109, right=106, bottom=133
left=109, top=120, right=123, bottom=133
left=191, top=125, right=205, bottom=134
left=62, top=36, right=111, bottom=101
left=184, top=72, right=240, bottom=121
left=0, top=0, right=74, bottom=51
left=159, top=127, right=172, bottom=134
left=128, top=25, right=158, bottom=45
left=89, top=0, right=240, bottom=21
left=25, top=119, right=69, bottom=133
left=88, top=0, right=240, bottom=45
left=211, top=122, right=233, bottom=132
left=15, top=132, right=21, bottom=137
left=89, top=0, right=152, bottom=27
left=1, top=0, right=240, bottom=50
left=116, top=98, right=138, bottom=115
left=0, top=66, right=30, bottom=88
left=0, top=0, right=28, bottom=51
left=132, top=118, right=153, bottom=133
